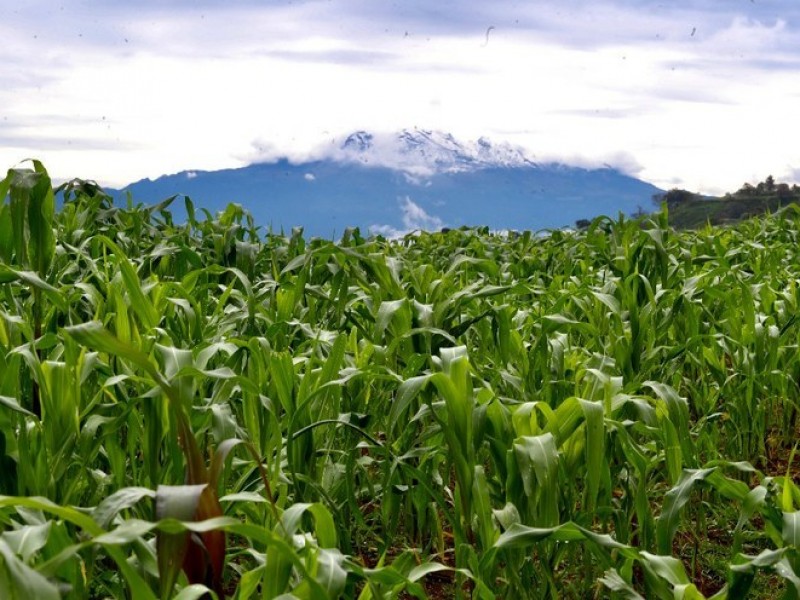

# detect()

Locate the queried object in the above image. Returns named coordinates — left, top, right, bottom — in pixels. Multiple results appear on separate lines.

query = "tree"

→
left=776, top=183, right=792, bottom=200
left=654, top=188, right=697, bottom=208
left=737, top=183, right=757, bottom=197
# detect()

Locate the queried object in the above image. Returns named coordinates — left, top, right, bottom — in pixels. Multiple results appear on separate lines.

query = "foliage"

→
left=660, top=177, right=800, bottom=229
left=0, top=163, right=800, bottom=598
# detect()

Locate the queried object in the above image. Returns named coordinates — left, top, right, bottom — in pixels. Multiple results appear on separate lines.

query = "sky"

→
left=1, top=0, right=799, bottom=194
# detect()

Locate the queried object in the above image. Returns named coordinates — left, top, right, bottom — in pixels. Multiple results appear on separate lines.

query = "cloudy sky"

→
left=1, top=0, right=798, bottom=193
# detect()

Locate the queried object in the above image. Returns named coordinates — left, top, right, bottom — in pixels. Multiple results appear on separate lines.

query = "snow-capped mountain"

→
left=336, top=129, right=537, bottom=175
left=110, top=130, right=663, bottom=238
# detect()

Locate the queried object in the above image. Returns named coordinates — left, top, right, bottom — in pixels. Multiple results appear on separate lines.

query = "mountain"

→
left=110, top=130, right=663, bottom=238
left=337, top=130, right=538, bottom=174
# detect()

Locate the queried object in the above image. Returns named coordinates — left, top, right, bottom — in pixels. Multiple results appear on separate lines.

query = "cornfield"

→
left=1, top=161, right=800, bottom=599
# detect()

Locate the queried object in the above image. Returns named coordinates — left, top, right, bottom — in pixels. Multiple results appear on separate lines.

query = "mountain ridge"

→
left=112, top=130, right=663, bottom=237
left=334, top=129, right=540, bottom=175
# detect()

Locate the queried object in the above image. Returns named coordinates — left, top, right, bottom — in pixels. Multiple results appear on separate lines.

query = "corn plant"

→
left=1, top=163, right=800, bottom=598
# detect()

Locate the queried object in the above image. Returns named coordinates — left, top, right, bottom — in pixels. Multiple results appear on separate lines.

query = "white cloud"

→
left=401, top=196, right=444, bottom=230
left=1, top=1, right=799, bottom=193
left=186, top=171, right=197, bottom=179
left=304, top=172, right=315, bottom=181
left=370, top=196, right=445, bottom=238
left=368, top=224, right=406, bottom=239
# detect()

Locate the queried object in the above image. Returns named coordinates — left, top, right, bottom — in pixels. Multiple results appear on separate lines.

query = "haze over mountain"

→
left=111, top=130, right=664, bottom=238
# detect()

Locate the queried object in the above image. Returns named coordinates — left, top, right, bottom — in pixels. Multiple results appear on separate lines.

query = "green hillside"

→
left=657, top=176, right=800, bottom=228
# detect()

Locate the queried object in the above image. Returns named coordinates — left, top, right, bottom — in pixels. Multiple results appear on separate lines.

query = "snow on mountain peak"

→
left=337, top=129, right=537, bottom=175
left=341, top=131, right=374, bottom=153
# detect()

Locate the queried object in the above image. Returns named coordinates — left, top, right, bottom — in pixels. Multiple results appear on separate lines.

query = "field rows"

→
left=1, top=163, right=800, bottom=598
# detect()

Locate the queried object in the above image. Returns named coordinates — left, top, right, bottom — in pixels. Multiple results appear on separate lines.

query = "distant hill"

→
left=657, top=176, right=800, bottom=229
left=109, top=130, right=663, bottom=238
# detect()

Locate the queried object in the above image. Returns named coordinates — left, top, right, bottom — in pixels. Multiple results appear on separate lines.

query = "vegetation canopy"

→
left=1, top=162, right=800, bottom=599
left=654, top=176, right=800, bottom=229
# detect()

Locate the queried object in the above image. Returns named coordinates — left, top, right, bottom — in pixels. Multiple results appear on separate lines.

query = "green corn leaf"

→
left=281, top=502, right=337, bottom=548
left=545, top=397, right=585, bottom=447
left=600, top=568, right=646, bottom=599
left=662, top=418, right=683, bottom=485
left=733, top=485, right=767, bottom=551
left=512, top=432, right=559, bottom=526
left=23, top=161, right=56, bottom=277
left=95, top=235, right=160, bottom=330
left=406, top=561, right=451, bottom=583
left=774, top=557, right=800, bottom=594
left=375, top=299, right=410, bottom=341
left=578, top=399, right=605, bottom=512
left=673, top=584, right=707, bottom=600
left=492, top=502, right=521, bottom=531
left=157, top=344, right=195, bottom=409
left=0, top=266, right=66, bottom=311
left=645, top=381, right=696, bottom=469
left=472, top=465, right=496, bottom=550
left=0, top=537, right=60, bottom=600
left=390, top=374, right=429, bottom=435
left=264, top=504, right=339, bottom=599
left=1, top=522, right=51, bottom=564
left=639, top=551, right=691, bottom=586
left=209, top=438, right=243, bottom=491
left=0, top=495, right=157, bottom=600
left=704, top=464, right=752, bottom=501
left=0, top=203, right=12, bottom=263
left=0, top=395, right=35, bottom=418
left=0, top=171, right=13, bottom=263
left=264, top=544, right=294, bottom=598
left=782, top=444, right=798, bottom=513
left=93, top=519, right=158, bottom=545
left=314, top=548, right=347, bottom=597
left=270, top=351, right=295, bottom=416
left=432, top=347, right=474, bottom=459
left=656, top=468, right=716, bottom=555
left=93, top=487, right=157, bottom=530
left=280, top=251, right=309, bottom=275
left=782, top=511, right=800, bottom=548
left=493, top=521, right=636, bottom=558
left=730, top=547, right=800, bottom=596
left=219, top=492, right=268, bottom=504
left=6, top=163, right=55, bottom=275
left=155, top=484, right=208, bottom=600
left=317, top=333, right=347, bottom=391
left=7, top=170, right=27, bottom=267
left=172, top=585, right=216, bottom=600
left=64, top=321, right=161, bottom=383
